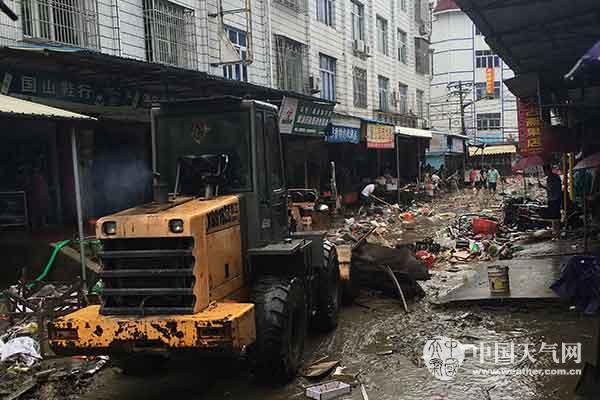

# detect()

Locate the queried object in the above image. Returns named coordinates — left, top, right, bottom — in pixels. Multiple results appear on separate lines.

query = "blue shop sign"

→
left=326, top=125, right=360, bottom=144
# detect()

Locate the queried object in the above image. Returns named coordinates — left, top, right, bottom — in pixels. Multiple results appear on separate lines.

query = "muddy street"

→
left=56, top=189, right=596, bottom=400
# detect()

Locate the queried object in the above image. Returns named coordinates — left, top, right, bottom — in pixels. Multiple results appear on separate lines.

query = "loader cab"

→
left=153, top=97, right=288, bottom=248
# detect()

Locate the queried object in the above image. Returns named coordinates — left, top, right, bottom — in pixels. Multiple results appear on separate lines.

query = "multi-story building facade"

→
left=0, top=0, right=432, bottom=127
left=429, top=0, right=518, bottom=144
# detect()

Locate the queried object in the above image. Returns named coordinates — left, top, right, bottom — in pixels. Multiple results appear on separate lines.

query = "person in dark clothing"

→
left=539, top=164, right=562, bottom=219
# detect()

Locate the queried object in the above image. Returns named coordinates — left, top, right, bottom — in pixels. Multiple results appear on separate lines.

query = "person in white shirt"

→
left=360, top=183, right=375, bottom=206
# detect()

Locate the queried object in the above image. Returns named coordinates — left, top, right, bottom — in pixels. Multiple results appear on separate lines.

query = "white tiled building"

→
left=0, top=0, right=431, bottom=126
left=430, top=0, right=518, bottom=144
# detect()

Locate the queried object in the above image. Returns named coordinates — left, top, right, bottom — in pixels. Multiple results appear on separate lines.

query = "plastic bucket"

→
left=472, top=218, right=498, bottom=235
left=488, top=265, right=510, bottom=294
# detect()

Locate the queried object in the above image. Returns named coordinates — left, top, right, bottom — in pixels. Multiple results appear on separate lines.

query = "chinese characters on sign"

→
left=366, top=123, right=394, bottom=149
left=278, top=96, right=335, bottom=136
left=517, top=97, right=543, bottom=156
left=325, top=125, right=360, bottom=144
left=1, top=71, right=146, bottom=107
left=486, top=67, right=495, bottom=96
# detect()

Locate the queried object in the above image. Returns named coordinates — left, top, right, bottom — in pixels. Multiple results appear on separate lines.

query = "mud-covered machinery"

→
left=48, top=98, right=341, bottom=381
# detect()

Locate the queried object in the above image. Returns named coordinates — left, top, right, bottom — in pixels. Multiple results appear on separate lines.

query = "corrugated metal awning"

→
left=395, top=126, right=433, bottom=139
left=0, top=94, right=96, bottom=121
left=469, top=144, right=517, bottom=156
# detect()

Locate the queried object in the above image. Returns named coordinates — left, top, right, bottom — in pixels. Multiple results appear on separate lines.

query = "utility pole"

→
left=458, top=80, right=468, bottom=179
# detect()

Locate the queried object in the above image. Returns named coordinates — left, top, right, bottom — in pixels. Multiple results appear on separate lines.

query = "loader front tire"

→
left=312, top=240, right=341, bottom=331
left=250, top=276, right=307, bottom=383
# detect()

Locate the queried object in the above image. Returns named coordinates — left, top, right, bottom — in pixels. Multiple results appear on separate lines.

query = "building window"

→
left=398, top=83, right=408, bottom=114
left=376, top=16, right=388, bottom=55
left=143, top=0, right=197, bottom=69
left=222, top=26, right=248, bottom=82
left=416, top=89, right=424, bottom=118
left=475, top=81, right=500, bottom=100
left=477, top=113, right=501, bottom=130
left=351, top=0, right=364, bottom=41
left=475, top=50, right=500, bottom=68
left=274, top=0, right=302, bottom=11
left=400, top=0, right=406, bottom=12
left=21, top=0, right=99, bottom=49
left=317, top=0, right=334, bottom=26
left=353, top=67, right=367, bottom=108
left=397, top=29, right=407, bottom=64
left=275, top=35, right=307, bottom=93
left=378, top=75, right=389, bottom=112
left=414, top=37, right=430, bottom=74
left=319, top=54, right=336, bottom=101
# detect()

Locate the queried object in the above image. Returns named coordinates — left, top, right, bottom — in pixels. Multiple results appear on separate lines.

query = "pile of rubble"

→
left=0, top=281, right=107, bottom=399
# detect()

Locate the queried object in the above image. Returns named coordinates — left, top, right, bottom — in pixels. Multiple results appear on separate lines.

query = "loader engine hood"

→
left=96, top=195, right=241, bottom=239
left=94, top=194, right=242, bottom=316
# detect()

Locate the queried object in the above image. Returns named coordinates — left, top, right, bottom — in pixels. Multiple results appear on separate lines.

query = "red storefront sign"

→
left=517, top=97, right=543, bottom=156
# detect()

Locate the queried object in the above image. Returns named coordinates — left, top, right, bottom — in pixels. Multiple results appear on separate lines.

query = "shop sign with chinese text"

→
left=325, top=125, right=360, bottom=144
left=278, top=96, right=334, bottom=136
left=366, top=124, right=394, bottom=149
left=517, top=97, right=543, bottom=156
left=0, top=70, right=151, bottom=107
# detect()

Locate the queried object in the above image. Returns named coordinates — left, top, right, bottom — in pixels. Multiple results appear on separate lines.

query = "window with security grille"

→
left=144, top=0, right=198, bottom=69
left=398, top=83, right=408, bottom=114
left=21, top=0, right=99, bottom=48
left=376, top=16, right=388, bottom=55
left=415, top=37, right=430, bottom=74
left=400, top=0, right=406, bottom=12
left=319, top=54, right=336, bottom=101
left=316, top=0, right=334, bottom=26
left=477, top=113, right=501, bottom=130
left=397, top=29, right=407, bottom=64
left=353, top=66, right=367, bottom=108
left=275, top=35, right=307, bottom=93
left=475, top=81, right=500, bottom=99
left=223, top=26, right=248, bottom=82
left=378, top=75, right=389, bottom=112
left=475, top=50, right=499, bottom=68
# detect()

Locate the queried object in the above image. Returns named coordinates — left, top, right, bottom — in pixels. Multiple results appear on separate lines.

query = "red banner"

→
left=517, top=98, right=543, bottom=156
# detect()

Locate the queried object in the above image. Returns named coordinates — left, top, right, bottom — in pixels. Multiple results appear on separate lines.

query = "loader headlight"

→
left=102, top=221, right=117, bottom=235
left=169, top=219, right=184, bottom=233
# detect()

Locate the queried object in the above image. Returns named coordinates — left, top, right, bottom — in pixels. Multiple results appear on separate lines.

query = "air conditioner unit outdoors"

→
left=353, top=39, right=366, bottom=54
left=309, top=76, right=320, bottom=93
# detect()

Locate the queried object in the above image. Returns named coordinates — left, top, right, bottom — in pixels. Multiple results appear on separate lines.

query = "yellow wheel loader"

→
left=48, top=97, right=341, bottom=381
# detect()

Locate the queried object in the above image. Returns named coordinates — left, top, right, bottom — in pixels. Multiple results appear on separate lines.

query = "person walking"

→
left=487, top=166, right=500, bottom=193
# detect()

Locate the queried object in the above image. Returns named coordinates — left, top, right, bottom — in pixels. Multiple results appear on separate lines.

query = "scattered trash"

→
left=305, top=381, right=351, bottom=400
left=360, top=384, right=370, bottom=400
left=301, top=357, right=340, bottom=378
left=376, top=350, right=393, bottom=356
left=1, top=336, right=41, bottom=367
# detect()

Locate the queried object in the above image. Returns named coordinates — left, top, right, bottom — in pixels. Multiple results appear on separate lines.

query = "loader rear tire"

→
left=312, top=240, right=341, bottom=331
left=250, top=276, right=307, bottom=383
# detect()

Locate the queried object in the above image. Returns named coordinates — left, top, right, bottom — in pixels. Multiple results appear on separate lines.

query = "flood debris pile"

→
left=0, top=281, right=108, bottom=399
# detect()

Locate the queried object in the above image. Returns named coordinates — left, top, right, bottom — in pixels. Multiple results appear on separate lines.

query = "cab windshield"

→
left=156, top=111, right=252, bottom=194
